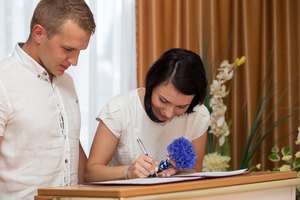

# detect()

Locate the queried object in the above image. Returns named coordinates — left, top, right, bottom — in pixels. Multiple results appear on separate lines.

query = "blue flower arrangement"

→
left=157, top=137, right=197, bottom=172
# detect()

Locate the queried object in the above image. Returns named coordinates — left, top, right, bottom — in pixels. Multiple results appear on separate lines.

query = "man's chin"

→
left=55, top=71, right=65, bottom=76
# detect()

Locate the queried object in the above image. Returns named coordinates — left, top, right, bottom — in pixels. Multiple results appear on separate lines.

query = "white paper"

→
left=88, top=169, right=248, bottom=185
left=174, top=168, right=248, bottom=177
left=91, top=176, right=202, bottom=185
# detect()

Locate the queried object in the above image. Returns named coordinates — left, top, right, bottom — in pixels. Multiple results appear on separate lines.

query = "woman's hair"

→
left=30, top=0, right=96, bottom=38
left=144, top=48, right=207, bottom=123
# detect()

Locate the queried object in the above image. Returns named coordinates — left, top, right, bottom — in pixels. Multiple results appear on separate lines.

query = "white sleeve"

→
left=191, top=105, right=210, bottom=140
left=96, top=99, right=123, bottom=139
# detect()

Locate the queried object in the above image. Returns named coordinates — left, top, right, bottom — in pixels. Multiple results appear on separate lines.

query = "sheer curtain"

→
left=0, top=0, right=137, bottom=155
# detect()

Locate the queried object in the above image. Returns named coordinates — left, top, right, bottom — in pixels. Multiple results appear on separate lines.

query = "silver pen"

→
left=137, top=138, right=149, bottom=156
left=137, top=138, right=158, bottom=177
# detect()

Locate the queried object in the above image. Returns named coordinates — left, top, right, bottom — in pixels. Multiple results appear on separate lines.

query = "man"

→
left=0, top=0, right=96, bottom=199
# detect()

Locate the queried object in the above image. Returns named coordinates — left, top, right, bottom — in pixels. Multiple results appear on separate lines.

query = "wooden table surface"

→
left=36, top=171, right=299, bottom=198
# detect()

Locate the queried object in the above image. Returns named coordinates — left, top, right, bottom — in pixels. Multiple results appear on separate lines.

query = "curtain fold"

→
left=136, top=0, right=300, bottom=170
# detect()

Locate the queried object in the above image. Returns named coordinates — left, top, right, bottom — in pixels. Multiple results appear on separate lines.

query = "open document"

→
left=174, top=168, right=248, bottom=177
left=88, top=169, right=248, bottom=185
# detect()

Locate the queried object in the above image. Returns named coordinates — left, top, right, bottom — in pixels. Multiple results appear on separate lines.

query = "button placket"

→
left=52, top=83, right=70, bottom=186
left=58, top=112, right=65, bottom=136
left=53, top=87, right=65, bottom=137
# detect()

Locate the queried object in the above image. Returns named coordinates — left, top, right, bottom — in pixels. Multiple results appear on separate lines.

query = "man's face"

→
left=38, top=20, right=91, bottom=78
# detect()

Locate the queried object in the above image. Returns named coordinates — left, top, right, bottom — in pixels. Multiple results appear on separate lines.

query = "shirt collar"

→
left=13, top=43, right=50, bottom=81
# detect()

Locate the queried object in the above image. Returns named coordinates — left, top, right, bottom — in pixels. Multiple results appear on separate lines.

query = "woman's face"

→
left=151, top=82, right=195, bottom=122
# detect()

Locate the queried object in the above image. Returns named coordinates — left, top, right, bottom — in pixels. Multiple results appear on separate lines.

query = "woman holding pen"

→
left=85, top=48, right=210, bottom=181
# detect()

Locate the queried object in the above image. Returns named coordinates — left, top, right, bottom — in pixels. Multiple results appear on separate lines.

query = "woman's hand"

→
left=157, top=158, right=177, bottom=177
left=158, top=166, right=177, bottom=177
left=127, top=154, right=159, bottom=179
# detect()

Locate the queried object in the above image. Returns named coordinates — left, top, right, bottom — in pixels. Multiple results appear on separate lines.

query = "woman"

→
left=85, top=48, right=210, bottom=181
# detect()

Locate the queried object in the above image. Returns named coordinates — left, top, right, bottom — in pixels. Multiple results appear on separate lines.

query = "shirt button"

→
left=43, top=71, right=48, bottom=75
left=65, top=159, right=68, bottom=163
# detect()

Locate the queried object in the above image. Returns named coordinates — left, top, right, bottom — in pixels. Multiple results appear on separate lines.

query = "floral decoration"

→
left=268, top=126, right=300, bottom=172
left=268, top=126, right=300, bottom=197
left=167, top=137, right=197, bottom=170
left=203, top=56, right=245, bottom=172
left=209, top=56, right=246, bottom=146
left=202, top=152, right=231, bottom=172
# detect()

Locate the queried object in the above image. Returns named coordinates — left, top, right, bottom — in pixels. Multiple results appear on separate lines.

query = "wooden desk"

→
left=35, top=171, right=299, bottom=200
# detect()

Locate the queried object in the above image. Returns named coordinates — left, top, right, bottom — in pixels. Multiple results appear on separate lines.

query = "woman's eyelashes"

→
left=159, top=96, right=168, bottom=104
left=159, top=96, right=188, bottom=109
left=178, top=105, right=188, bottom=109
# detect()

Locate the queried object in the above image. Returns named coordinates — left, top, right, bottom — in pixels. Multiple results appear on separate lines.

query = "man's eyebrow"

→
left=63, top=45, right=77, bottom=50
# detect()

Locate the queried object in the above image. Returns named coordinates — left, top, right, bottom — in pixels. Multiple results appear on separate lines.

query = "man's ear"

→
left=31, top=24, right=46, bottom=44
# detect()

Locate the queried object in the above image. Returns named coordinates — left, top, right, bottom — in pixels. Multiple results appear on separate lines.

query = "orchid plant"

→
left=209, top=57, right=245, bottom=146
left=203, top=56, right=245, bottom=172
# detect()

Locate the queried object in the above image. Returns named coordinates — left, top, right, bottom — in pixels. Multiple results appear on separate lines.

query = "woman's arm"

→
left=85, top=121, right=158, bottom=182
left=85, top=121, right=127, bottom=181
left=191, top=132, right=207, bottom=172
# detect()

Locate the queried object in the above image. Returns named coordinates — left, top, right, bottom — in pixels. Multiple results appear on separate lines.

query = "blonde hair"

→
left=30, top=0, right=96, bottom=38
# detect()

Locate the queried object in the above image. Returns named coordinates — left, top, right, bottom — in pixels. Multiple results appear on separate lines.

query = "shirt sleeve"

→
left=96, top=99, right=123, bottom=139
left=191, top=104, right=210, bottom=140
left=0, top=81, right=10, bottom=136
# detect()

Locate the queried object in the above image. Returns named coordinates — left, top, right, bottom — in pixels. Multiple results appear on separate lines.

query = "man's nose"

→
left=67, top=51, right=80, bottom=66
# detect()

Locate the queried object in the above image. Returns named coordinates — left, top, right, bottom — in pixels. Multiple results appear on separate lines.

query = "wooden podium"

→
left=35, top=171, right=299, bottom=200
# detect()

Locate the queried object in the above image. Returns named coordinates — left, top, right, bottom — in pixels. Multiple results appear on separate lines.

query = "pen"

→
left=137, top=138, right=158, bottom=177
left=137, top=138, right=148, bottom=156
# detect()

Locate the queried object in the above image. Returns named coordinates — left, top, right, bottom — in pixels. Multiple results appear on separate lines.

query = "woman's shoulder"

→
left=103, top=89, right=140, bottom=112
left=193, top=104, right=210, bottom=117
left=108, top=89, right=139, bottom=104
left=173, top=104, right=210, bottom=124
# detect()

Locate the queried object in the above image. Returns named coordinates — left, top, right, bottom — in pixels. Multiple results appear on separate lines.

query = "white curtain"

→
left=0, top=0, right=137, bottom=155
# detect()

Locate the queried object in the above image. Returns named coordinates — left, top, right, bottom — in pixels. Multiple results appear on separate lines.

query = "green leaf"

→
left=218, top=135, right=231, bottom=157
left=238, top=64, right=300, bottom=169
left=281, top=146, right=291, bottom=156
left=271, top=146, right=279, bottom=153
left=293, top=157, right=300, bottom=169
left=268, top=153, right=280, bottom=162
left=206, top=131, right=216, bottom=153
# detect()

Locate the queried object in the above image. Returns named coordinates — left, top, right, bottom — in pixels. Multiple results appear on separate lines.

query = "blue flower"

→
left=167, top=137, right=197, bottom=170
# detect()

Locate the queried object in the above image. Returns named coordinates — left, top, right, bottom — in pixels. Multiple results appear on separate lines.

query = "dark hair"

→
left=30, top=0, right=96, bottom=38
left=144, top=48, right=207, bottom=123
